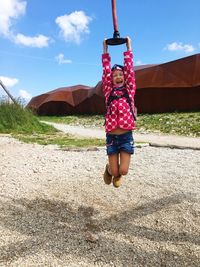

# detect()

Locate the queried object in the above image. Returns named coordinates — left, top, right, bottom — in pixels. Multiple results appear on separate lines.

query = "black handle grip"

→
left=106, top=37, right=127, bottom=46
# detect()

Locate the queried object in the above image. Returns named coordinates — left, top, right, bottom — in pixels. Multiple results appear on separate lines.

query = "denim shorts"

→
left=106, top=131, right=134, bottom=155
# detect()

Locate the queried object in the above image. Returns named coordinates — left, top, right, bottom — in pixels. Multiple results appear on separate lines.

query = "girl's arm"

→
left=123, top=37, right=136, bottom=101
left=102, top=39, right=112, bottom=101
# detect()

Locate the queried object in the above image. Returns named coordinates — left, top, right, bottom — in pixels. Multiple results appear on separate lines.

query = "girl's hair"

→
left=111, top=64, right=124, bottom=71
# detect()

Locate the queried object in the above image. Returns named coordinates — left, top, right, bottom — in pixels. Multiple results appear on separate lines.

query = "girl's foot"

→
left=103, top=164, right=112, bottom=185
left=113, top=175, right=122, bottom=188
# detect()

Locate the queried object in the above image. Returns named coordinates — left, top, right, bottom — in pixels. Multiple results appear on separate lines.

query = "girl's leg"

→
left=109, top=153, right=123, bottom=188
left=108, top=153, right=120, bottom=177
left=112, top=152, right=131, bottom=188
left=119, top=151, right=131, bottom=176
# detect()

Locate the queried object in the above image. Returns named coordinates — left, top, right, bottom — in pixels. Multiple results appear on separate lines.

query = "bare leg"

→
left=108, top=153, right=120, bottom=177
left=119, top=151, right=131, bottom=176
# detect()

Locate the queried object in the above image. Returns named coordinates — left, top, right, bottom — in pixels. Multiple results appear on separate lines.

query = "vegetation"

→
left=40, top=112, right=200, bottom=137
left=39, top=115, right=105, bottom=128
left=0, top=100, right=55, bottom=134
left=0, top=100, right=105, bottom=148
left=13, top=132, right=104, bottom=148
left=1, top=100, right=200, bottom=150
left=136, top=112, right=200, bottom=137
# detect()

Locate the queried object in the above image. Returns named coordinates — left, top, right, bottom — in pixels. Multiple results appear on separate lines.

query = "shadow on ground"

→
left=0, top=193, right=199, bottom=266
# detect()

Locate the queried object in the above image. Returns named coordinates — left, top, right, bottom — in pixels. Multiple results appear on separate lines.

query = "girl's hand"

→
left=126, top=36, right=132, bottom=51
left=103, top=39, right=108, bottom=54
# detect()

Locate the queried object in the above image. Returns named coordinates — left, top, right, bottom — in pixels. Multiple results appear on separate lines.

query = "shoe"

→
left=113, top=175, right=122, bottom=188
left=103, top=164, right=112, bottom=185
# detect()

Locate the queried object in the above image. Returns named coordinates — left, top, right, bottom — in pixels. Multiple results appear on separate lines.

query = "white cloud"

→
left=0, top=0, right=26, bottom=37
left=0, top=0, right=50, bottom=48
left=165, top=42, right=195, bottom=53
left=19, top=89, right=31, bottom=100
left=135, top=60, right=143, bottom=66
left=0, top=76, right=19, bottom=87
left=14, top=33, right=50, bottom=47
left=55, top=11, right=92, bottom=44
left=55, top=53, right=72, bottom=64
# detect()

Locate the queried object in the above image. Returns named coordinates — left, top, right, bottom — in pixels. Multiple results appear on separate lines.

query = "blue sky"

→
left=0, top=0, right=200, bottom=102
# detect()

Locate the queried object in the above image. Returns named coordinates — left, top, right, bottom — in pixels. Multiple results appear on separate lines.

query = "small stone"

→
left=85, top=232, right=99, bottom=243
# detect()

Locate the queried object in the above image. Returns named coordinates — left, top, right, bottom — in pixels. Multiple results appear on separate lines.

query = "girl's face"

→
left=112, top=70, right=125, bottom=87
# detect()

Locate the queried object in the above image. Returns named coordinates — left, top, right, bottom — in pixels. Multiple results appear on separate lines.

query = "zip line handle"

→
left=106, top=0, right=127, bottom=46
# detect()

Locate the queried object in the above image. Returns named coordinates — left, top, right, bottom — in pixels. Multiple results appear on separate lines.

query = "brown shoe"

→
left=113, top=175, right=122, bottom=188
left=103, top=164, right=112, bottom=185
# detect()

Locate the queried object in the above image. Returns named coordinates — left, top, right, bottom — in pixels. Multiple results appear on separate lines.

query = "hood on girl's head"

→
left=111, top=64, right=124, bottom=72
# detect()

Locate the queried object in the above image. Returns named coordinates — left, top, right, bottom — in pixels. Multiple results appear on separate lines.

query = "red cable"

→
left=111, top=0, right=118, bottom=32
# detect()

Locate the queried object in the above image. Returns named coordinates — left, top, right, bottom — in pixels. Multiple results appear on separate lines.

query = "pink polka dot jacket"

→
left=102, top=50, right=137, bottom=133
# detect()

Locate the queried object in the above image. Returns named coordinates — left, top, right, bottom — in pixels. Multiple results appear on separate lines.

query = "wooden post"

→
left=0, top=79, right=18, bottom=105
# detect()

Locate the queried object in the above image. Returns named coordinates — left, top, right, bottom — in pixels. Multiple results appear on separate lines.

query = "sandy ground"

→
left=0, top=132, right=200, bottom=266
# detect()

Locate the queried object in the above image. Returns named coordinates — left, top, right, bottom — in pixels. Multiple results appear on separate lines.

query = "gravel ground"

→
left=0, top=135, right=200, bottom=267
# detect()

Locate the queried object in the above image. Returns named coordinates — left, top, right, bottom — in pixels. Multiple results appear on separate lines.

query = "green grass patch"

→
left=13, top=132, right=105, bottom=148
left=0, top=100, right=56, bottom=134
left=0, top=100, right=104, bottom=148
left=136, top=112, right=200, bottom=137
left=39, top=115, right=105, bottom=128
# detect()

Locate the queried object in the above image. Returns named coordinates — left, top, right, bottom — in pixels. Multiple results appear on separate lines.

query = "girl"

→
left=102, top=36, right=136, bottom=188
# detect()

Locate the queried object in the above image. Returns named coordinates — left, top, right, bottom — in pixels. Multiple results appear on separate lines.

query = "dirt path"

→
left=41, top=121, right=200, bottom=150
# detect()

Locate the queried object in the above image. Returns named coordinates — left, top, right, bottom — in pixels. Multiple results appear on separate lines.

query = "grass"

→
left=0, top=100, right=105, bottom=148
left=13, top=132, right=105, bottom=148
left=39, top=115, right=105, bottom=128
left=0, top=100, right=55, bottom=134
left=136, top=112, right=200, bottom=137
left=1, top=100, right=200, bottom=149
left=39, top=112, right=200, bottom=137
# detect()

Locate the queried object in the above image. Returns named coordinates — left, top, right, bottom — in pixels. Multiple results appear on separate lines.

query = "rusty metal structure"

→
left=27, top=84, right=105, bottom=115
left=27, top=53, right=200, bottom=115
left=135, top=53, right=200, bottom=113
